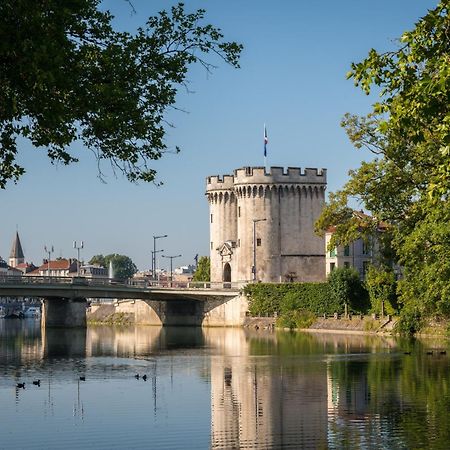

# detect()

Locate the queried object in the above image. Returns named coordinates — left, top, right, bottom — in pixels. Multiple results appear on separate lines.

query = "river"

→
left=0, top=320, right=449, bottom=449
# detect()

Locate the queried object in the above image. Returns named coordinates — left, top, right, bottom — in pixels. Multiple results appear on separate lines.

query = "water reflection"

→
left=206, top=329, right=329, bottom=449
left=0, top=322, right=449, bottom=449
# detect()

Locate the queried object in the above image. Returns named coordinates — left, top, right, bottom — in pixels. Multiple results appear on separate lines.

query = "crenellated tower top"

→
left=206, top=166, right=326, bottom=192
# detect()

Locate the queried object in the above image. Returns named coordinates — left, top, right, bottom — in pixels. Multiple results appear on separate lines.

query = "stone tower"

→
left=206, top=166, right=327, bottom=283
left=9, top=231, right=25, bottom=268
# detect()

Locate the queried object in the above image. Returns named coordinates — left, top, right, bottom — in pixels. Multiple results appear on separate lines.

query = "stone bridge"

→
left=0, top=276, right=247, bottom=328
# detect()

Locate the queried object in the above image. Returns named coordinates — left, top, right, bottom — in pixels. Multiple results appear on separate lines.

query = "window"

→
left=238, top=206, right=241, bottom=217
left=210, top=214, right=213, bottom=223
left=344, top=245, right=350, bottom=257
left=330, top=248, right=336, bottom=257
left=330, top=262, right=336, bottom=272
left=210, top=242, right=213, bottom=250
left=237, top=239, right=240, bottom=247
left=257, top=238, right=262, bottom=246
left=362, top=240, right=371, bottom=255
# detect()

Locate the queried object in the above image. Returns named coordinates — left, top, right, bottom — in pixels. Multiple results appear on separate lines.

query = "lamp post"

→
left=73, top=241, right=84, bottom=276
left=162, top=254, right=181, bottom=287
left=151, top=249, right=164, bottom=285
left=44, top=245, right=54, bottom=278
left=252, top=218, right=266, bottom=281
left=153, top=235, right=168, bottom=280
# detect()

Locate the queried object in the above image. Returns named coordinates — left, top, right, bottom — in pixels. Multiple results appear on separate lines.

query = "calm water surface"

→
left=0, top=320, right=449, bottom=449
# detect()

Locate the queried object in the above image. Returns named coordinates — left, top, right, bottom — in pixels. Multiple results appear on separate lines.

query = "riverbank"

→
left=88, top=303, right=450, bottom=338
left=244, top=315, right=397, bottom=335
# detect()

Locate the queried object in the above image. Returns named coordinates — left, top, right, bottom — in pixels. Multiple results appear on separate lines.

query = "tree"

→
left=89, top=253, right=137, bottom=279
left=328, top=267, right=367, bottom=316
left=192, top=256, right=210, bottom=282
left=89, top=254, right=106, bottom=268
left=0, top=1, right=242, bottom=188
left=316, top=2, right=450, bottom=321
left=365, top=265, right=398, bottom=317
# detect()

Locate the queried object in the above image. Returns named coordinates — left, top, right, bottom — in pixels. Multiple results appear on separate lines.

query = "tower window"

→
left=257, top=238, right=262, bottom=246
left=210, top=214, right=213, bottom=223
left=238, top=206, right=241, bottom=217
left=210, top=242, right=213, bottom=250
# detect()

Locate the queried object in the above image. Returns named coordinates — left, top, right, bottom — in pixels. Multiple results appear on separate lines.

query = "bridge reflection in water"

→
left=1, top=321, right=440, bottom=449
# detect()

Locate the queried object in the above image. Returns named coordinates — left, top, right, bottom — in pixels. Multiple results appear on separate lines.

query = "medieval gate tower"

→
left=206, top=166, right=327, bottom=283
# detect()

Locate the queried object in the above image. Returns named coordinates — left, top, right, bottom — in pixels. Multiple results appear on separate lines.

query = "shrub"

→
left=395, top=307, right=423, bottom=335
left=276, top=310, right=316, bottom=329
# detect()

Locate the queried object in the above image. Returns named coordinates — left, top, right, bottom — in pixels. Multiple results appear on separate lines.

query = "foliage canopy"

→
left=192, top=256, right=210, bottom=282
left=316, top=1, right=450, bottom=318
left=89, top=253, right=137, bottom=279
left=0, top=1, right=242, bottom=188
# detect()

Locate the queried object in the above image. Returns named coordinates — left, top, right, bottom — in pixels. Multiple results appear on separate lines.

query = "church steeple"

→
left=9, top=231, right=25, bottom=268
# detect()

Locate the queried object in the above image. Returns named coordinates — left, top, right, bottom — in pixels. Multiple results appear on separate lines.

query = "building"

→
left=27, top=258, right=78, bottom=277
left=206, top=166, right=327, bottom=283
left=79, top=264, right=108, bottom=278
left=325, top=211, right=387, bottom=279
left=8, top=231, right=25, bottom=268
left=174, top=265, right=196, bottom=275
left=0, top=257, right=9, bottom=276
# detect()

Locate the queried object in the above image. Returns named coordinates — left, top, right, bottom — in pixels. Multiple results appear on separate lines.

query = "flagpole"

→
left=264, top=123, right=268, bottom=173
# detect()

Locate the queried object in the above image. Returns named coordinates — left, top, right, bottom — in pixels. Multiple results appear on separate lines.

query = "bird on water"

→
left=16, top=382, right=25, bottom=389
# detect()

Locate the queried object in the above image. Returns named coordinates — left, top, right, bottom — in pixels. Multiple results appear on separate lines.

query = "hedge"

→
left=243, top=282, right=344, bottom=317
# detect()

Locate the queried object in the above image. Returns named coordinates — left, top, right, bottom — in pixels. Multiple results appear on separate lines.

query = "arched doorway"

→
left=223, top=263, right=231, bottom=282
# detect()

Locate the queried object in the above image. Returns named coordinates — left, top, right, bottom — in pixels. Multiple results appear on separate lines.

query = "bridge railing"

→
left=0, top=275, right=243, bottom=290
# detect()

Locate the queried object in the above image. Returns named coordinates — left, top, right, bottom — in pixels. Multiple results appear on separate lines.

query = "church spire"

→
left=9, top=231, right=25, bottom=268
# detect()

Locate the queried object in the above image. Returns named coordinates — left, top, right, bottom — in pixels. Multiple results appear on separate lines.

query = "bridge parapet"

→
left=0, top=276, right=244, bottom=291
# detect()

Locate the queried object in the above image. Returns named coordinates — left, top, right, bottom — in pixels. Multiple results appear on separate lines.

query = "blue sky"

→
left=0, top=0, right=437, bottom=271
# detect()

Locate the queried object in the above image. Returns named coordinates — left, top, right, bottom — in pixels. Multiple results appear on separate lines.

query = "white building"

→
left=325, top=212, right=386, bottom=279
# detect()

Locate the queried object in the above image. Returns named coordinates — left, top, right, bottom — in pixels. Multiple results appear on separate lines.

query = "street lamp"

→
left=73, top=241, right=84, bottom=276
left=44, top=245, right=54, bottom=278
left=151, top=249, right=164, bottom=284
left=252, top=218, right=266, bottom=281
left=162, top=254, right=181, bottom=286
left=153, top=235, right=168, bottom=280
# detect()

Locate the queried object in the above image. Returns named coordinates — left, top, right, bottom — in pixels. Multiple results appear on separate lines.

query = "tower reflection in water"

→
left=205, top=329, right=329, bottom=449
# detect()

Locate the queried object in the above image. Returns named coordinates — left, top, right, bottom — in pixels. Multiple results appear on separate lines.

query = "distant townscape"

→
left=0, top=231, right=196, bottom=283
